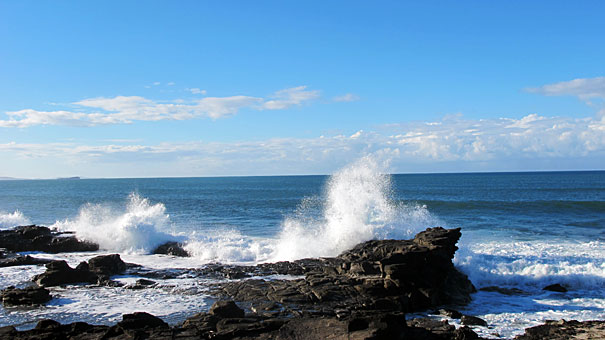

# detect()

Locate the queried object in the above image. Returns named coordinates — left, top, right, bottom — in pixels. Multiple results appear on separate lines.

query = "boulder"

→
left=33, top=260, right=98, bottom=287
left=32, top=255, right=127, bottom=287
left=543, top=284, right=567, bottom=293
left=87, top=254, right=126, bottom=276
left=1, top=286, right=51, bottom=306
left=209, top=300, right=245, bottom=318
left=153, top=241, right=189, bottom=257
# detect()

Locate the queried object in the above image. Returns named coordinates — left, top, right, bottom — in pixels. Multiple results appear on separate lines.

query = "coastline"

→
left=1, top=225, right=604, bottom=339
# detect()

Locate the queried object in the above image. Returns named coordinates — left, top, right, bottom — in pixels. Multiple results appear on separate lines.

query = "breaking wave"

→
left=270, top=156, right=442, bottom=261
left=52, top=193, right=179, bottom=254
left=0, top=210, right=31, bottom=229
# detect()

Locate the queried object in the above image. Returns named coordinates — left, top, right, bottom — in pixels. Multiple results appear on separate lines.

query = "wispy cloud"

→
left=526, top=77, right=605, bottom=102
left=333, top=93, right=359, bottom=102
left=2, top=113, right=603, bottom=177
left=0, top=86, right=320, bottom=128
left=188, top=88, right=207, bottom=95
left=262, top=86, right=320, bottom=110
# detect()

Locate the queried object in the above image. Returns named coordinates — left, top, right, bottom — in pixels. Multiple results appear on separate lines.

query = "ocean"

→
left=1, top=158, right=604, bottom=338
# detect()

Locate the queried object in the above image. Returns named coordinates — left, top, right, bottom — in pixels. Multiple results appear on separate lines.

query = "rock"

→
left=480, top=286, right=525, bottom=295
left=543, top=283, right=567, bottom=292
left=87, top=254, right=126, bottom=276
left=437, top=308, right=463, bottom=319
left=515, top=320, right=605, bottom=340
left=153, top=241, right=189, bottom=257
left=214, top=227, right=475, bottom=316
left=0, top=225, right=98, bottom=253
left=209, top=300, right=246, bottom=318
left=118, top=312, right=169, bottom=330
left=1, top=286, right=51, bottom=306
left=0, top=253, right=52, bottom=268
left=126, top=278, right=157, bottom=290
left=32, top=260, right=98, bottom=287
left=32, top=255, right=127, bottom=287
left=461, top=315, right=488, bottom=327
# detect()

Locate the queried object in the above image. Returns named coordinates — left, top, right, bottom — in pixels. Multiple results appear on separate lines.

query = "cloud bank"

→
left=2, top=113, right=603, bottom=177
left=0, top=86, right=319, bottom=128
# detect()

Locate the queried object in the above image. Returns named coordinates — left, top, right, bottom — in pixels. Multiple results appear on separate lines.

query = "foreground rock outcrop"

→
left=0, top=301, right=483, bottom=340
left=214, top=227, right=476, bottom=316
left=0, top=225, right=98, bottom=253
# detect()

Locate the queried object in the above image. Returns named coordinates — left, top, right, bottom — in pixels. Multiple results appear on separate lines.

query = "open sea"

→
left=1, top=158, right=604, bottom=339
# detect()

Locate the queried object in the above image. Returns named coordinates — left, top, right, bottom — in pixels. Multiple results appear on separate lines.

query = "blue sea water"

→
left=0, top=159, right=604, bottom=338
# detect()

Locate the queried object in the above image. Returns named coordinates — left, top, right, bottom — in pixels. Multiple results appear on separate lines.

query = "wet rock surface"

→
left=153, top=241, right=190, bottom=257
left=0, top=301, right=486, bottom=339
left=212, top=227, right=476, bottom=316
left=1, top=286, right=51, bottom=306
left=32, top=254, right=126, bottom=287
left=0, top=252, right=52, bottom=268
left=0, top=225, right=98, bottom=253
left=514, top=319, right=605, bottom=340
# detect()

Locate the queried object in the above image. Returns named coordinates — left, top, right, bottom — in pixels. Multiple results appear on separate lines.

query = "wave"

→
left=269, top=156, right=442, bottom=261
left=52, top=193, right=180, bottom=254
left=455, top=239, right=605, bottom=292
left=0, top=210, right=31, bottom=229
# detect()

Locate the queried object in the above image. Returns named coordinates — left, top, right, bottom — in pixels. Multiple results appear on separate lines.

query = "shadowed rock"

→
left=153, top=241, right=189, bottom=257
left=32, top=254, right=126, bottom=287
left=1, top=286, right=51, bottom=306
left=0, top=225, right=98, bottom=253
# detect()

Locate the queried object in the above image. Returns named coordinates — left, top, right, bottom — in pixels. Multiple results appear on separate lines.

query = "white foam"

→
left=0, top=210, right=31, bottom=229
left=455, top=239, right=605, bottom=291
left=184, top=229, right=274, bottom=264
left=270, top=156, right=442, bottom=261
left=52, top=193, right=179, bottom=254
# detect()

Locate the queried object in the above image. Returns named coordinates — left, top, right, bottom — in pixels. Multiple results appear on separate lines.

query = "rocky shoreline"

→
left=1, top=225, right=604, bottom=339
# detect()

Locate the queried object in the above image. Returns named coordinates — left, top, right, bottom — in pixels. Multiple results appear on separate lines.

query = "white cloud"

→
left=188, top=88, right=207, bottom=95
left=262, top=86, right=320, bottom=110
left=0, top=86, right=320, bottom=127
left=526, top=76, right=605, bottom=101
left=333, top=93, right=360, bottom=102
left=2, top=113, right=603, bottom=177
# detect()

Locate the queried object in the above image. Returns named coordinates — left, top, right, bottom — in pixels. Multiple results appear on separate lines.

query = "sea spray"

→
left=270, top=156, right=441, bottom=261
left=53, top=193, right=180, bottom=254
left=0, top=210, right=31, bottom=229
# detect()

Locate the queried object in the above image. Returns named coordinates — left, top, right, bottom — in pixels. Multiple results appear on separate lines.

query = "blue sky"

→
left=1, top=1, right=604, bottom=178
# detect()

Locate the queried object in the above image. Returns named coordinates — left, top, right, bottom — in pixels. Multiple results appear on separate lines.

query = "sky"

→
left=0, top=1, right=604, bottom=178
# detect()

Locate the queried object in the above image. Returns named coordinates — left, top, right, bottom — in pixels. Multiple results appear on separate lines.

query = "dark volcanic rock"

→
left=32, top=254, right=126, bottom=287
left=0, top=253, right=52, bottom=268
left=461, top=315, right=488, bottom=327
left=1, top=286, right=51, bottom=306
left=543, top=283, right=568, bottom=292
left=209, top=300, right=246, bottom=318
left=153, top=241, right=189, bottom=257
left=515, top=319, right=605, bottom=340
left=214, top=227, right=475, bottom=316
left=87, top=254, right=126, bottom=276
left=118, top=312, right=169, bottom=330
left=33, top=260, right=98, bottom=286
left=0, top=225, right=98, bottom=253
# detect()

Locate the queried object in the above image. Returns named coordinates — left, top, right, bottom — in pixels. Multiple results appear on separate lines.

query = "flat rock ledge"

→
left=0, top=225, right=98, bottom=253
